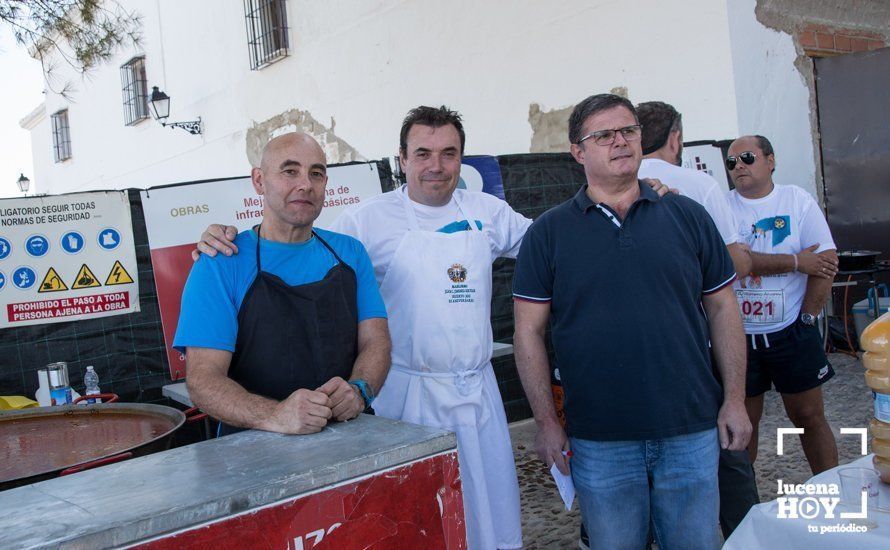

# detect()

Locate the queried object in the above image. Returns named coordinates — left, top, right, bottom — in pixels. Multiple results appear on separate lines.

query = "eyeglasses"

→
left=725, top=151, right=757, bottom=170
left=577, top=125, right=643, bottom=146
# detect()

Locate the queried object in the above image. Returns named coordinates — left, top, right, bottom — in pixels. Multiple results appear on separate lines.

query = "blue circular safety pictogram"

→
left=13, top=266, right=36, bottom=289
left=0, top=237, right=11, bottom=260
left=97, top=228, right=121, bottom=251
left=25, top=235, right=49, bottom=257
left=61, top=231, right=85, bottom=254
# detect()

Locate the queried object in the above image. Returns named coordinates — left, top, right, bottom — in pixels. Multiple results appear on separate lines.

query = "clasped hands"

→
left=263, top=376, right=364, bottom=435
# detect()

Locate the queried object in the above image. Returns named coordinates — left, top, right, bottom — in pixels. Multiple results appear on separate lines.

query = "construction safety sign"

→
left=0, top=191, right=140, bottom=327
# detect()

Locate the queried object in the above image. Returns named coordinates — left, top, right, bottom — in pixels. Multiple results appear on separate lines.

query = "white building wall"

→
left=286, top=0, right=740, bottom=159
left=26, top=0, right=805, bottom=198
left=727, top=0, right=818, bottom=197
left=20, top=105, right=49, bottom=186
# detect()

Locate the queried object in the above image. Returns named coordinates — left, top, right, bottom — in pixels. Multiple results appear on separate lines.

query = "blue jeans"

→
left=571, top=428, right=720, bottom=550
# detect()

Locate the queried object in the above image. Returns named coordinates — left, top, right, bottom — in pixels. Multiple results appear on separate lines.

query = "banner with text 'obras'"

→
left=141, top=164, right=385, bottom=379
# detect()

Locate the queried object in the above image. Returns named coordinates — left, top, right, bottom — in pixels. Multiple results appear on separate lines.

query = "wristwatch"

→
left=349, top=379, right=375, bottom=408
left=800, top=313, right=817, bottom=326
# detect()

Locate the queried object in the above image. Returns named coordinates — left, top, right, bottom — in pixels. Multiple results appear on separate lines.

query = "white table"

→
left=163, top=342, right=517, bottom=408
left=492, top=341, right=514, bottom=359
left=725, top=455, right=890, bottom=549
left=162, top=381, right=192, bottom=407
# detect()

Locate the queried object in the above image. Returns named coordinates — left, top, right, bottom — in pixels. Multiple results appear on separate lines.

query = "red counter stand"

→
left=0, top=416, right=466, bottom=549
left=137, top=451, right=465, bottom=549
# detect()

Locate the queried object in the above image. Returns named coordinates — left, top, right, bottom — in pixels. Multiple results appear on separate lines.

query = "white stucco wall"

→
left=287, top=0, right=740, bottom=156
left=26, top=0, right=753, bottom=195
left=727, top=0, right=818, bottom=197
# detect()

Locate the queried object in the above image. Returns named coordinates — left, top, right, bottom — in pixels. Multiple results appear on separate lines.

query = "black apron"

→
left=218, top=227, right=358, bottom=436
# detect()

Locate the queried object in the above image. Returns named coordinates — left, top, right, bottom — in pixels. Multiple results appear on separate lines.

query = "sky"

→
left=0, top=28, right=46, bottom=199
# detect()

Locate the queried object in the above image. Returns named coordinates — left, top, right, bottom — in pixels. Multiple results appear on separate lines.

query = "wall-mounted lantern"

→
left=150, top=86, right=203, bottom=135
left=16, top=173, right=30, bottom=195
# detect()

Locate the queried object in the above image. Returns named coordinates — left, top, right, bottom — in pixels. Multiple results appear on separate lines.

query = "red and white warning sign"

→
left=7, top=292, right=131, bottom=323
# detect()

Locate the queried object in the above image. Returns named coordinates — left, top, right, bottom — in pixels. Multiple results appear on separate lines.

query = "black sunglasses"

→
left=725, top=151, right=756, bottom=170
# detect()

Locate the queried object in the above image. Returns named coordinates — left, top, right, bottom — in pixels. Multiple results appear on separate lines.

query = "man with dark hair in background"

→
left=514, top=93, right=750, bottom=549
left=637, top=100, right=757, bottom=538
left=637, top=101, right=750, bottom=278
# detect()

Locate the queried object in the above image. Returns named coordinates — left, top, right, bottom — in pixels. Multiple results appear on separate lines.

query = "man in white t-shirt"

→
left=637, top=101, right=749, bottom=279
left=726, top=135, right=839, bottom=475
left=636, top=101, right=757, bottom=539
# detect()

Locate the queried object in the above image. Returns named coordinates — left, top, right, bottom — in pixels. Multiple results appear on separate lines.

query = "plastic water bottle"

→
left=84, top=366, right=101, bottom=404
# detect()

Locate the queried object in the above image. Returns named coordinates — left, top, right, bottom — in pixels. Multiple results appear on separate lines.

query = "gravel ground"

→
left=510, top=352, right=873, bottom=548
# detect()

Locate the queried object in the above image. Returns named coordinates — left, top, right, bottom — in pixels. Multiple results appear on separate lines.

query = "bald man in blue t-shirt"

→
left=174, top=132, right=391, bottom=436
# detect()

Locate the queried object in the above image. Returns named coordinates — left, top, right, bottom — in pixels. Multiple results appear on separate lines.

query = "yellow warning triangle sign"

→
left=38, top=267, right=68, bottom=293
left=105, top=260, right=134, bottom=286
left=72, top=264, right=101, bottom=289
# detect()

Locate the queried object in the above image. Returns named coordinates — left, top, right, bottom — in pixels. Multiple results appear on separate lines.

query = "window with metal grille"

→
left=51, top=110, right=72, bottom=163
left=244, top=0, right=289, bottom=70
left=120, top=56, right=149, bottom=125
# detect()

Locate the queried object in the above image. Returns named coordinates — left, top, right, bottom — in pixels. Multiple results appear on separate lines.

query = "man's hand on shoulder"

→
left=191, top=224, right=240, bottom=262
left=717, top=399, right=752, bottom=451
left=317, top=376, right=365, bottom=421
left=796, top=244, right=838, bottom=279
left=641, top=178, right=675, bottom=198
left=262, top=388, right=332, bottom=434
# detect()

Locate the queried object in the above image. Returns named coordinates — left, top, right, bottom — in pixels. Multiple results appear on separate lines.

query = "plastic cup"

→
left=838, top=467, right=881, bottom=525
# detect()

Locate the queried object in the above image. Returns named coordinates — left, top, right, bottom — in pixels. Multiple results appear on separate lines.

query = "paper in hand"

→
left=550, top=463, right=575, bottom=511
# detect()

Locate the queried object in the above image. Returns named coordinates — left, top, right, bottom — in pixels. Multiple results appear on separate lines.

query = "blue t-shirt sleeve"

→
left=349, top=238, right=387, bottom=321
left=172, top=255, right=239, bottom=354
left=512, top=219, right=553, bottom=302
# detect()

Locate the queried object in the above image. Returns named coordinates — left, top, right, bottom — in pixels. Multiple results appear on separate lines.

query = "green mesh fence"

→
left=492, top=153, right=586, bottom=421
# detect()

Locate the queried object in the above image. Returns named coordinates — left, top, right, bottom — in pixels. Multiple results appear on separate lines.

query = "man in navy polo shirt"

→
left=513, top=94, right=750, bottom=549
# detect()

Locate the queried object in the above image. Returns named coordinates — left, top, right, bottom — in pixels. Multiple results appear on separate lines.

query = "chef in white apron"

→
left=337, top=108, right=530, bottom=548
left=372, top=187, right=521, bottom=549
